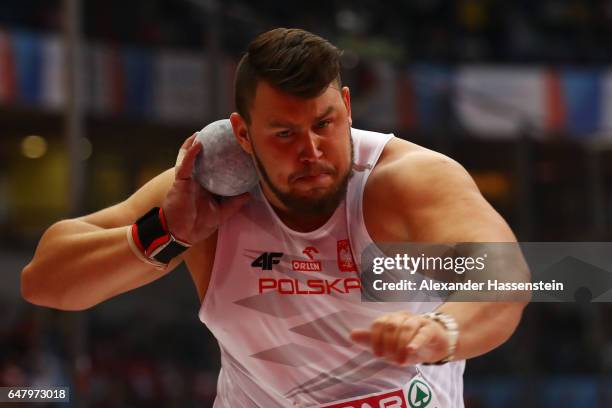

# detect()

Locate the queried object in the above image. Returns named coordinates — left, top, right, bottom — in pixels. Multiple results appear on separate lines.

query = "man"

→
left=22, top=28, right=527, bottom=407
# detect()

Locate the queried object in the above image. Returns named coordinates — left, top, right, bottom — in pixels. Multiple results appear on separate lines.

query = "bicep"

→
left=78, top=168, right=175, bottom=229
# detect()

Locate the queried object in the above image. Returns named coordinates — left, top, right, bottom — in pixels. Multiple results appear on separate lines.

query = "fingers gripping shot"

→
left=22, top=28, right=527, bottom=407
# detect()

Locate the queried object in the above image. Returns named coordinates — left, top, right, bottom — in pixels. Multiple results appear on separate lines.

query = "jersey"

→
left=198, top=127, right=465, bottom=407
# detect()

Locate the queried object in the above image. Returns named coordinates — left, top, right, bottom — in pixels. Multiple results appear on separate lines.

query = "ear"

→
left=230, top=112, right=253, bottom=154
left=341, top=86, right=352, bottom=127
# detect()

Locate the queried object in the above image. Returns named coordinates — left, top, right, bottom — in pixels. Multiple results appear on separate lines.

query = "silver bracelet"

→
left=422, top=311, right=459, bottom=365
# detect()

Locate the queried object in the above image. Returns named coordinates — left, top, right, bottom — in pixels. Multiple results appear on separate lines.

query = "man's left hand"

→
left=350, top=312, right=451, bottom=365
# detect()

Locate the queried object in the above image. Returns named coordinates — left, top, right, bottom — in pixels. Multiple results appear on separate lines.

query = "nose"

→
left=299, top=131, right=323, bottom=163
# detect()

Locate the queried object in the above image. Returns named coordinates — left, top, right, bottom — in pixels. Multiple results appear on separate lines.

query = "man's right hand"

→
left=162, top=134, right=251, bottom=245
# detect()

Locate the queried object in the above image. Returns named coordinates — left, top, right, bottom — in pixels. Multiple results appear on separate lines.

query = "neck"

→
left=260, top=186, right=337, bottom=232
left=274, top=207, right=335, bottom=232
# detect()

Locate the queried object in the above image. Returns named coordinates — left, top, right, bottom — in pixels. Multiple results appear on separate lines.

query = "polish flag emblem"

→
left=337, top=239, right=357, bottom=272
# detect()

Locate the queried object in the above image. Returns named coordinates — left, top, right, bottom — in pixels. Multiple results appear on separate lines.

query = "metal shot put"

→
left=191, top=119, right=258, bottom=197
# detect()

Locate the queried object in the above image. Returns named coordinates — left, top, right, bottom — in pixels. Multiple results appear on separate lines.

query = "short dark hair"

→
left=234, top=28, right=342, bottom=123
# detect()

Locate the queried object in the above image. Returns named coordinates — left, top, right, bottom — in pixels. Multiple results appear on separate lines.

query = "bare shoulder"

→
left=364, top=137, right=515, bottom=242
left=365, top=137, right=476, bottom=220
left=369, top=137, right=475, bottom=198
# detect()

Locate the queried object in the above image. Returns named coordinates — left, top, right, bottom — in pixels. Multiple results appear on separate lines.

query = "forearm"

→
left=21, top=219, right=179, bottom=311
left=436, top=301, right=526, bottom=361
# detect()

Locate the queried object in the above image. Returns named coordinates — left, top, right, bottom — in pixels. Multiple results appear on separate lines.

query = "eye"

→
left=276, top=129, right=292, bottom=138
left=316, top=119, right=332, bottom=129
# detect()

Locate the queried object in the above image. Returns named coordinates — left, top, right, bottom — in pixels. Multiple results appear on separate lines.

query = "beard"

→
left=251, top=129, right=354, bottom=217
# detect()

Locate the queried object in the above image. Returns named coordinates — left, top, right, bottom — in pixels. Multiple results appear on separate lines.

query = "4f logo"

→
left=251, top=252, right=283, bottom=270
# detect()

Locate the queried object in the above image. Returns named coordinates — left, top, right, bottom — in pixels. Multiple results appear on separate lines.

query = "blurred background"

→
left=2, top=0, right=612, bottom=406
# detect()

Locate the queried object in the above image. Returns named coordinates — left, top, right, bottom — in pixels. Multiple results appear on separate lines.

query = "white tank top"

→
left=199, top=128, right=465, bottom=407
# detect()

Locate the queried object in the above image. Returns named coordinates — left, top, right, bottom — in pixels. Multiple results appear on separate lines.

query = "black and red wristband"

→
left=130, top=207, right=191, bottom=267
